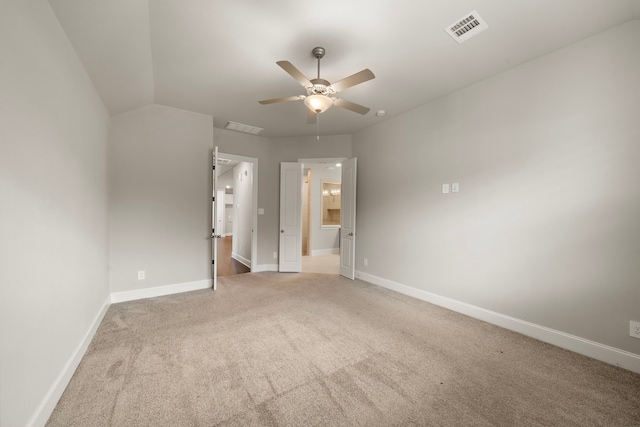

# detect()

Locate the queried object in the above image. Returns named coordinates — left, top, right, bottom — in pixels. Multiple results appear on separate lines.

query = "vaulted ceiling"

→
left=49, top=0, right=640, bottom=137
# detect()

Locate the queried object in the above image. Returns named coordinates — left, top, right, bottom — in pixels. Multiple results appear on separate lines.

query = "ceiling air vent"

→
left=225, top=121, right=263, bottom=135
left=445, top=11, right=488, bottom=43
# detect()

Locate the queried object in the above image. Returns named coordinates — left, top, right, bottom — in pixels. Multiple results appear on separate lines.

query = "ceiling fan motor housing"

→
left=307, top=78, right=334, bottom=96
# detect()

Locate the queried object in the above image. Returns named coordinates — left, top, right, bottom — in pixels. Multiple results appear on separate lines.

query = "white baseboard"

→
left=231, top=252, right=251, bottom=269
left=252, top=264, right=278, bottom=272
left=110, top=279, right=212, bottom=304
left=27, top=296, right=111, bottom=427
left=311, top=248, right=340, bottom=256
left=355, top=270, right=640, bottom=374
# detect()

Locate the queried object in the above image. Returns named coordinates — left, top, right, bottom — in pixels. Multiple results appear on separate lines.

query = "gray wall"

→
left=110, top=105, right=213, bottom=293
left=0, top=1, right=111, bottom=425
left=353, top=21, right=640, bottom=355
left=109, top=118, right=352, bottom=289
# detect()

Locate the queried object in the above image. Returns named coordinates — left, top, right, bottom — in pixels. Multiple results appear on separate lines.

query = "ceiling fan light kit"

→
left=304, top=94, right=333, bottom=113
left=259, top=47, right=375, bottom=124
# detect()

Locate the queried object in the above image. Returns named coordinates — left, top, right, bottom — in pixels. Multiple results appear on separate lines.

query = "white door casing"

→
left=340, top=158, right=357, bottom=279
left=211, top=147, right=219, bottom=290
left=279, top=162, right=303, bottom=272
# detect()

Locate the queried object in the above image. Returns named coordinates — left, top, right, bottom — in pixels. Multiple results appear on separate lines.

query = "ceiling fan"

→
left=258, top=47, right=375, bottom=124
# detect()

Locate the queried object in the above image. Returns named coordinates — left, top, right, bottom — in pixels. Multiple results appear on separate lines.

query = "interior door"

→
left=211, top=146, right=219, bottom=290
left=279, top=162, right=303, bottom=272
left=340, top=158, right=357, bottom=279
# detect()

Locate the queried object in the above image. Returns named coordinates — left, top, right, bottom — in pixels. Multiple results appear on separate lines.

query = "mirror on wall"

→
left=321, top=181, right=341, bottom=227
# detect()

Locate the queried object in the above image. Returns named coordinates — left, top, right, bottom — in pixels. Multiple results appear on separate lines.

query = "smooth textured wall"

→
left=353, top=21, right=640, bottom=355
left=0, top=1, right=111, bottom=425
left=111, top=113, right=353, bottom=286
left=110, top=105, right=213, bottom=292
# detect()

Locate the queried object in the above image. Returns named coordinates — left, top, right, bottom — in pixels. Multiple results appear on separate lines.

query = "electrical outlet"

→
left=363, top=258, right=368, bottom=267
left=442, top=184, right=450, bottom=194
left=630, top=321, right=640, bottom=339
left=137, top=270, right=145, bottom=280
left=273, top=251, right=277, bottom=259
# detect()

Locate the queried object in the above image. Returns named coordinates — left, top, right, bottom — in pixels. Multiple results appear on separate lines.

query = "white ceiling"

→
left=49, top=0, right=640, bottom=138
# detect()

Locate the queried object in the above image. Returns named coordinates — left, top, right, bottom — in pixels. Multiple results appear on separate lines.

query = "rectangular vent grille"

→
left=225, top=121, right=263, bottom=135
left=445, top=11, right=488, bottom=43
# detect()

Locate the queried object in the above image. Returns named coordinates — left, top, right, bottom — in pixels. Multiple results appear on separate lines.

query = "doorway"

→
left=213, top=152, right=258, bottom=279
left=278, top=157, right=356, bottom=278
left=301, top=161, right=342, bottom=274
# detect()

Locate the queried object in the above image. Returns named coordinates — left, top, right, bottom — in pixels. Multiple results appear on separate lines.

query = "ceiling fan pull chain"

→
left=317, top=114, right=320, bottom=141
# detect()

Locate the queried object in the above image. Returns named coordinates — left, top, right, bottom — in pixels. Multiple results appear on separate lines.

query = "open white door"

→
left=279, top=162, right=303, bottom=272
left=340, top=158, right=357, bottom=279
left=211, top=147, right=219, bottom=290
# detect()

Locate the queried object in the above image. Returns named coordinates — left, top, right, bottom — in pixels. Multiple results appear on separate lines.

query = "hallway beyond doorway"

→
left=301, top=254, right=340, bottom=275
left=217, top=236, right=250, bottom=277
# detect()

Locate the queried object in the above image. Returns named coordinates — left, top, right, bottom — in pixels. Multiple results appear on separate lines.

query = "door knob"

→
left=348, top=232, right=353, bottom=236
left=281, top=229, right=284, bottom=233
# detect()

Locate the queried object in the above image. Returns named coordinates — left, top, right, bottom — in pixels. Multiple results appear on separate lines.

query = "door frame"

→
left=213, top=152, right=258, bottom=276
left=299, top=158, right=346, bottom=257
left=297, top=157, right=349, bottom=273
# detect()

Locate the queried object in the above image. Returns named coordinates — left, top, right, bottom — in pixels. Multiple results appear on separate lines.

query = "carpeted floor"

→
left=47, top=273, right=640, bottom=426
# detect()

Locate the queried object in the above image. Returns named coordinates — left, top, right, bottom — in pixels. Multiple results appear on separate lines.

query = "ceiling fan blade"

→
left=333, top=98, right=371, bottom=115
left=306, top=109, right=317, bottom=125
left=258, top=95, right=303, bottom=105
left=276, top=61, right=312, bottom=87
left=328, top=69, right=375, bottom=92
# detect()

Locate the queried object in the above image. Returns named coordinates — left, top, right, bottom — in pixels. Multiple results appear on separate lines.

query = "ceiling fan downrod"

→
left=312, top=47, right=325, bottom=80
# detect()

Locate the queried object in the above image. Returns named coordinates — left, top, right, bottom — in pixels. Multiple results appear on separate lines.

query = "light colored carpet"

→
left=47, top=273, right=640, bottom=426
